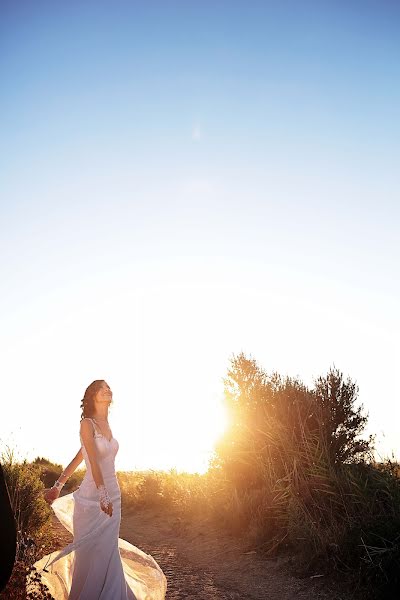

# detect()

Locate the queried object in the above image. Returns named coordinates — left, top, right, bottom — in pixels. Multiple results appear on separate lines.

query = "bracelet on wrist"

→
left=53, top=471, right=68, bottom=491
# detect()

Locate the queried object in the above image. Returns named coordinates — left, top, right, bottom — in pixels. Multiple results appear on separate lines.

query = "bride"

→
left=33, top=380, right=167, bottom=600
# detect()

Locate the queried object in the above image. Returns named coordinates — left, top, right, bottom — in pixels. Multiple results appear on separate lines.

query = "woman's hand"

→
left=43, top=487, right=60, bottom=505
left=100, top=498, right=113, bottom=517
left=98, top=484, right=113, bottom=517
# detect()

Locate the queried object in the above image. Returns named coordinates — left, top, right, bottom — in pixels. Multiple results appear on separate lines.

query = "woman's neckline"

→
left=91, top=417, right=113, bottom=442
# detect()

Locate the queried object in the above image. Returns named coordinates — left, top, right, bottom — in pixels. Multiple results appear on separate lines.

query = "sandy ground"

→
left=49, top=505, right=350, bottom=600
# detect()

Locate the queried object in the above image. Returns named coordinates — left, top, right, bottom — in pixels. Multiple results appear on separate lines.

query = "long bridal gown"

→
left=33, top=419, right=167, bottom=600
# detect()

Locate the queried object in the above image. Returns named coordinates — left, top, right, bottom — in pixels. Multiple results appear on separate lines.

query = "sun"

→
left=115, top=391, right=229, bottom=474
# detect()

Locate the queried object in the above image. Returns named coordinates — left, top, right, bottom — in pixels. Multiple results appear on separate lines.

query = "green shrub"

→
left=2, top=449, right=51, bottom=550
left=0, top=448, right=53, bottom=599
left=33, top=456, right=85, bottom=492
left=65, top=468, right=85, bottom=491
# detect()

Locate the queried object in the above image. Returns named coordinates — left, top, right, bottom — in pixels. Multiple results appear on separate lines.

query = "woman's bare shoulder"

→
left=80, top=418, right=94, bottom=434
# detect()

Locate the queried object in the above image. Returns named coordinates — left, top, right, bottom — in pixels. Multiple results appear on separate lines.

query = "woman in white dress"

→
left=34, top=380, right=167, bottom=600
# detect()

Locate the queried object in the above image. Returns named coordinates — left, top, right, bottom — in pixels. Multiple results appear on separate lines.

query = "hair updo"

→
left=80, top=380, right=106, bottom=420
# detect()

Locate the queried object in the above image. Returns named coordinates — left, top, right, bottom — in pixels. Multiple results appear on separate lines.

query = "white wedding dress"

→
left=33, top=419, right=167, bottom=599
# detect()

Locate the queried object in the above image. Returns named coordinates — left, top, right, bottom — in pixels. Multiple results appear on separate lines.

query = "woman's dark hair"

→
left=80, top=380, right=106, bottom=420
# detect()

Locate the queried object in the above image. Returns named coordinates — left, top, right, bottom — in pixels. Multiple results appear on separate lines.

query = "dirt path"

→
left=121, top=507, right=349, bottom=600
left=50, top=506, right=348, bottom=600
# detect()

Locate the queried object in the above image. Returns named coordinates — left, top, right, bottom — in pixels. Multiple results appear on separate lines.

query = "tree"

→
left=313, top=366, right=373, bottom=463
left=211, top=352, right=271, bottom=489
left=212, top=354, right=373, bottom=491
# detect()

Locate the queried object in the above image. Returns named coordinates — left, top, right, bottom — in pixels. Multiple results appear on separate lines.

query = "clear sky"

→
left=1, top=1, right=399, bottom=472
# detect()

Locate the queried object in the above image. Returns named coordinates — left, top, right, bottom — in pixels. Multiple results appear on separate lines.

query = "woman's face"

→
left=95, top=381, right=113, bottom=405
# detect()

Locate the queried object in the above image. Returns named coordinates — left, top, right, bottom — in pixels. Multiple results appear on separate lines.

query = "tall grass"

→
left=118, top=468, right=212, bottom=517
left=206, top=363, right=400, bottom=600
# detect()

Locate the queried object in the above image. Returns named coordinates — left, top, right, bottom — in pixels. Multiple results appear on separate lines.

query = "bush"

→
left=209, top=353, right=400, bottom=598
left=33, top=456, right=85, bottom=492
left=0, top=448, right=53, bottom=599
left=2, top=449, right=51, bottom=548
left=33, top=457, right=63, bottom=492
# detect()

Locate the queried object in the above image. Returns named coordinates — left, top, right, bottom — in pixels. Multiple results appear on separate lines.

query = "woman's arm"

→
left=55, top=448, right=83, bottom=489
left=44, top=448, right=83, bottom=504
left=80, top=419, right=113, bottom=517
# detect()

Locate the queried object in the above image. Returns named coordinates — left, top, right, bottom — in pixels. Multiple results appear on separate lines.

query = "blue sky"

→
left=1, top=1, right=399, bottom=470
